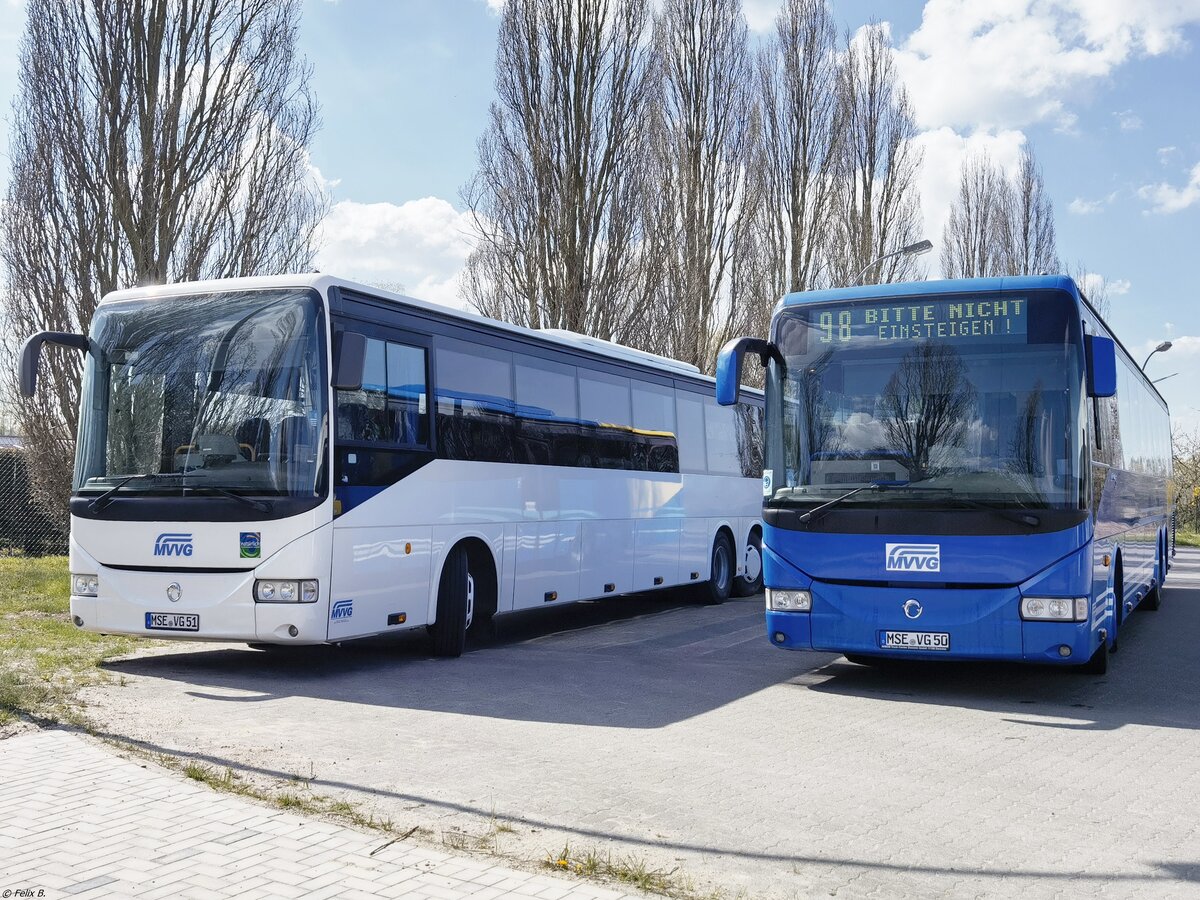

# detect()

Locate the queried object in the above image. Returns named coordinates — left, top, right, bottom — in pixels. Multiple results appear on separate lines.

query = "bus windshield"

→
left=74, top=289, right=327, bottom=498
left=766, top=290, right=1085, bottom=511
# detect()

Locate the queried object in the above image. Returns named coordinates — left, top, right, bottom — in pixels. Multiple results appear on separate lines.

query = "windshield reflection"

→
left=74, top=289, right=327, bottom=499
left=769, top=293, right=1084, bottom=512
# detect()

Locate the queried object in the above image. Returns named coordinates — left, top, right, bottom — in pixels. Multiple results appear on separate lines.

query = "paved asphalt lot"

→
left=80, top=549, right=1200, bottom=899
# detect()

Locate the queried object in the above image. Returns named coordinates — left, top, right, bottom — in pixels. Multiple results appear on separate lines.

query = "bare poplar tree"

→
left=999, top=144, right=1059, bottom=276
left=757, top=0, right=840, bottom=299
left=643, top=0, right=760, bottom=370
left=1068, top=263, right=1113, bottom=319
left=462, top=0, right=655, bottom=344
left=1, top=0, right=327, bottom=509
left=940, top=152, right=1011, bottom=279
left=828, top=24, right=924, bottom=287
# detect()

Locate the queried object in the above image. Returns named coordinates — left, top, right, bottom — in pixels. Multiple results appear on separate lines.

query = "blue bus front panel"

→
left=763, top=522, right=1104, bottom=664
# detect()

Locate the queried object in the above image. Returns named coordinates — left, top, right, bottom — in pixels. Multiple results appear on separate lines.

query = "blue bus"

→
left=716, top=276, right=1172, bottom=674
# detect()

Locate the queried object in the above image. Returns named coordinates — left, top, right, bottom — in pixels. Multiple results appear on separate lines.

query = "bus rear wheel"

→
left=733, top=532, right=763, bottom=597
left=1141, top=541, right=1163, bottom=611
left=698, top=533, right=734, bottom=605
left=430, top=546, right=473, bottom=658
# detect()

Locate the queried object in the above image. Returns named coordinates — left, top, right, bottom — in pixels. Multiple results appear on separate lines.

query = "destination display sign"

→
left=805, top=296, right=1029, bottom=345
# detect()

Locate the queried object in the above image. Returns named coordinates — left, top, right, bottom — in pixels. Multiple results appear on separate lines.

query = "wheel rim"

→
left=744, top=543, right=762, bottom=583
left=465, top=571, right=475, bottom=630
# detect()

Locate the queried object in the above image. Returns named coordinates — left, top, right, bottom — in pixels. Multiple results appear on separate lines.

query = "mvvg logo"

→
left=154, top=533, right=194, bottom=557
left=330, top=599, right=353, bottom=621
left=885, top=543, right=940, bottom=573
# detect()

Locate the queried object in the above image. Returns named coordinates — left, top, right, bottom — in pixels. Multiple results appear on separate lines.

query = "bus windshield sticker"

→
left=239, top=532, right=261, bottom=559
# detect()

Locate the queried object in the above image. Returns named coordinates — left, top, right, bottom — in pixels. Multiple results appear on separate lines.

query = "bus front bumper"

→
left=69, top=566, right=330, bottom=644
left=766, top=583, right=1101, bottom=664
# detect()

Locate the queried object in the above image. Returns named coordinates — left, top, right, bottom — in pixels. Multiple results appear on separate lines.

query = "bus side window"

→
left=337, top=337, right=390, bottom=442
left=337, top=338, right=430, bottom=448
left=386, top=342, right=429, bottom=446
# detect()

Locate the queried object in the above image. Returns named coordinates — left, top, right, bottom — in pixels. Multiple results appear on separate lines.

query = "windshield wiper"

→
left=798, top=484, right=884, bottom=523
left=182, top=484, right=273, bottom=514
left=87, top=472, right=188, bottom=512
left=797, top=480, right=1040, bottom=528
left=876, top=482, right=1041, bottom=527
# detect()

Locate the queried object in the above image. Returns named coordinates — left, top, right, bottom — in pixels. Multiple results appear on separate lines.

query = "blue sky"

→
left=0, top=0, right=1198, bottom=428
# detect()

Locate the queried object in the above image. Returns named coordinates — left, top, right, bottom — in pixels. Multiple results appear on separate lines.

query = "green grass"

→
left=1174, top=530, right=1200, bottom=548
left=0, top=554, right=137, bottom=725
left=545, top=843, right=739, bottom=899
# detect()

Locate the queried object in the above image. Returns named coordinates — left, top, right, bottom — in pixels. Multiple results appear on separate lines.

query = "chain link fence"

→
left=0, top=439, right=69, bottom=556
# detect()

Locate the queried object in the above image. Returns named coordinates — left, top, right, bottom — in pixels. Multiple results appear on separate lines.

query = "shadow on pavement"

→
left=101, top=592, right=811, bottom=728
left=797, top=580, right=1200, bottom=733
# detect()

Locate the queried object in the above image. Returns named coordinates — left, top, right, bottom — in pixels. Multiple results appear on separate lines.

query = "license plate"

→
left=145, top=612, right=199, bottom=632
left=880, top=630, right=949, bottom=651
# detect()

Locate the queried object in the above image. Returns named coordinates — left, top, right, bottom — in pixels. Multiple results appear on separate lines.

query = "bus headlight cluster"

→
left=255, top=580, right=319, bottom=603
left=71, top=573, right=99, bottom=597
left=768, top=589, right=812, bottom=612
left=1020, top=597, right=1088, bottom=622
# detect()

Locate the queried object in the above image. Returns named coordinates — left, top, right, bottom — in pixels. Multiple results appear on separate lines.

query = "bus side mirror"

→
left=19, top=331, right=89, bottom=397
left=1085, top=334, right=1116, bottom=398
left=332, top=331, right=367, bottom=390
left=716, top=336, right=779, bottom=406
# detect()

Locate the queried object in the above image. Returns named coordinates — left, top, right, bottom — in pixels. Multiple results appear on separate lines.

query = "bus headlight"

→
left=768, top=589, right=812, bottom=612
left=71, top=573, right=99, bottom=597
left=1021, top=597, right=1088, bottom=622
left=255, top=580, right=319, bottom=603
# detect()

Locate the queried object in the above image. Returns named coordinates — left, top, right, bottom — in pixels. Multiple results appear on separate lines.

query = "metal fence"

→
left=0, top=442, right=69, bottom=556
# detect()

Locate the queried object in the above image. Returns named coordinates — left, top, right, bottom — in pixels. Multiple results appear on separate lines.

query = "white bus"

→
left=20, top=275, right=765, bottom=656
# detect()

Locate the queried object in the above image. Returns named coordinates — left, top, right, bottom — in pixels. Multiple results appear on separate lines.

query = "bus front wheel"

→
left=430, top=546, right=473, bottom=658
left=698, top=533, right=734, bottom=605
left=1078, top=640, right=1108, bottom=675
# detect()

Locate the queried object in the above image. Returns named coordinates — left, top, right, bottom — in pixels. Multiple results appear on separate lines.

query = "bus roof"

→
left=775, top=275, right=1078, bottom=312
left=100, top=272, right=712, bottom=381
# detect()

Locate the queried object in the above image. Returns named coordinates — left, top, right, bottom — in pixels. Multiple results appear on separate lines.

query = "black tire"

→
left=699, top=532, right=735, bottom=605
left=1109, top=567, right=1123, bottom=654
left=430, top=545, right=471, bottom=658
left=1078, top=640, right=1108, bottom=675
left=733, top=532, right=764, bottom=597
left=1142, top=540, right=1163, bottom=611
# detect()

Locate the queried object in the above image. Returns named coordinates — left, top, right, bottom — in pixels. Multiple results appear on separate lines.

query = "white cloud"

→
left=1158, top=146, right=1179, bottom=165
left=911, top=127, right=1027, bottom=273
left=1138, top=162, right=1200, bottom=214
left=1069, top=197, right=1104, bottom=215
left=895, top=1, right=1200, bottom=132
left=1076, top=272, right=1129, bottom=299
left=742, top=0, right=782, bottom=32
left=314, top=197, right=476, bottom=309
left=1158, top=335, right=1200, bottom=356
left=478, top=0, right=504, bottom=13
left=1114, top=109, right=1142, bottom=131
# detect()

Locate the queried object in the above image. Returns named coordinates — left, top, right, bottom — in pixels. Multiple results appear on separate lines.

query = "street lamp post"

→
left=853, top=240, right=933, bottom=284
left=1141, top=341, right=1172, bottom=371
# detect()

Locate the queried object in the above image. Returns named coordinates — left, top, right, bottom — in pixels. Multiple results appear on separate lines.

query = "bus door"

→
left=328, top=326, right=436, bottom=640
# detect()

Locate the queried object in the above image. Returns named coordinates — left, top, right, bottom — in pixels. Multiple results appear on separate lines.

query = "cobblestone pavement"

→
left=52, top=549, right=1200, bottom=897
left=0, top=729, right=638, bottom=899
